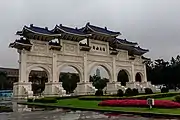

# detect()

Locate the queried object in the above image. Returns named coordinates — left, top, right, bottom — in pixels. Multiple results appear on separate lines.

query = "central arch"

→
left=88, top=62, right=112, bottom=81
left=27, top=64, right=51, bottom=83
left=57, top=63, right=83, bottom=83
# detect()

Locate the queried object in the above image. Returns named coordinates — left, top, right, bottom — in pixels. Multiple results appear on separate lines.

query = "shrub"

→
left=125, top=88, right=133, bottom=96
left=117, top=89, right=124, bottom=97
left=34, top=97, right=57, bottom=103
left=27, top=98, right=33, bottom=102
left=95, top=89, right=103, bottom=96
left=161, top=87, right=169, bottom=93
left=144, top=88, right=153, bottom=94
left=98, top=99, right=180, bottom=108
left=132, top=88, right=139, bottom=96
left=175, top=95, right=180, bottom=102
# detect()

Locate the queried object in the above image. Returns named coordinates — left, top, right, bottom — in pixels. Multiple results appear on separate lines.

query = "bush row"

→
left=28, top=97, right=57, bottom=103
left=27, top=95, right=85, bottom=103
left=95, top=88, right=153, bottom=97
left=79, top=92, right=180, bottom=101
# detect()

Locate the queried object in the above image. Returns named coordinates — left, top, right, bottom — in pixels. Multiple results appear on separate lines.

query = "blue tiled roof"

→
left=24, top=24, right=54, bottom=34
left=115, top=38, right=137, bottom=45
left=81, top=23, right=120, bottom=36
left=56, top=24, right=89, bottom=36
left=115, top=43, right=148, bottom=55
left=134, top=46, right=149, bottom=52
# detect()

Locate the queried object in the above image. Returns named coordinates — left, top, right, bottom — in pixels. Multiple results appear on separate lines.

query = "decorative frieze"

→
left=27, top=55, right=52, bottom=64
left=57, top=54, right=83, bottom=63
left=63, top=43, right=78, bottom=54
left=87, top=54, right=112, bottom=62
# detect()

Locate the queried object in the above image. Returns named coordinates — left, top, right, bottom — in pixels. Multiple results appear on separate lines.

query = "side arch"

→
left=57, top=63, right=83, bottom=82
left=135, top=72, right=144, bottom=82
left=88, top=62, right=112, bottom=81
left=26, top=64, right=51, bottom=83
left=116, top=68, right=131, bottom=82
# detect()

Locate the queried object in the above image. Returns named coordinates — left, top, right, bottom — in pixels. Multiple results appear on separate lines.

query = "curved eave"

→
left=16, top=26, right=61, bottom=37
left=56, top=25, right=91, bottom=37
left=9, top=41, right=32, bottom=51
left=116, top=40, right=137, bottom=46
left=116, top=38, right=137, bottom=45
left=86, top=25, right=120, bottom=37
left=134, top=47, right=149, bottom=53
left=141, top=56, right=151, bottom=61
left=133, top=47, right=149, bottom=55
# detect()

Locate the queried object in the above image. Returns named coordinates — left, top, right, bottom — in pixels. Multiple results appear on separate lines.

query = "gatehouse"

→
left=9, top=22, right=156, bottom=98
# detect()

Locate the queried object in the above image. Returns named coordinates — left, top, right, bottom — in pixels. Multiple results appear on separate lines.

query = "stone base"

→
left=126, top=82, right=136, bottom=88
left=106, top=82, right=117, bottom=94
left=76, top=82, right=97, bottom=95
left=44, top=82, right=66, bottom=97
left=13, top=82, right=33, bottom=99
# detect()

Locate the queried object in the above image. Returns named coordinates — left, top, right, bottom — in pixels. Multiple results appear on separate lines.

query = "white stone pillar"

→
left=131, top=62, right=135, bottom=82
left=112, top=57, right=116, bottom=82
left=52, top=53, right=58, bottom=82
left=19, top=50, right=27, bottom=83
left=143, top=64, right=147, bottom=82
left=84, top=53, right=88, bottom=82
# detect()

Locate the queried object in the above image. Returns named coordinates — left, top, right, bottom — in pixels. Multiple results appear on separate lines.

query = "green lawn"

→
left=54, top=98, right=180, bottom=115
left=157, top=96, right=175, bottom=100
left=23, top=98, right=180, bottom=115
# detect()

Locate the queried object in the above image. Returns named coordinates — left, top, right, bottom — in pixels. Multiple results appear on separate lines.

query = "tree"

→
left=60, top=73, right=80, bottom=94
left=91, top=75, right=109, bottom=90
left=0, top=72, right=7, bottom=90
left=146, top=55, right=180, bottom=88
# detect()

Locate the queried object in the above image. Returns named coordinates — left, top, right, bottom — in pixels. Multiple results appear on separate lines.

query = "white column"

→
left=19, top=50, right=27, bottom=83
left=84, top=53, right=88, bottom=82
left=52, top=53, right=58, bottom=82
left=143, top=64, right=147, bottom=82
left=131, top=62, right=135, bottom=82
left=112, top=57, right=116, bottom=82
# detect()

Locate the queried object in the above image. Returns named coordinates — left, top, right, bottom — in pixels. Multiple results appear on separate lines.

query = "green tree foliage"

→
left=90, top=75, right=109, bottom=90
left=0, top=72, right=7, bottom=90
left=29, top=73, right=47, bottom=95
left=60, top=73, right=80, bottom=94
left=146, top=55, right=180, bottom=89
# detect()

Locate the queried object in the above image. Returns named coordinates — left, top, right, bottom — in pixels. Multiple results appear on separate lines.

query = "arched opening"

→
left=135, top=72, right=142, bottom=82
left=28, top=67, right=48, bottom=96
left=89, top=66, right=110, bottom=90
left=59, top=66, right=80, bottom=94
left=117, top=70, right=129, bottom=86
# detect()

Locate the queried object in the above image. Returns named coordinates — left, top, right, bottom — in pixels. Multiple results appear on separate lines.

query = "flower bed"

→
left=98, top=99, right=180, bottom=108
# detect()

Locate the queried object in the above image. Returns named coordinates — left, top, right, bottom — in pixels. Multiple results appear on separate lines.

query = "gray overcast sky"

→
left=1, top=0, right=180, bottom=68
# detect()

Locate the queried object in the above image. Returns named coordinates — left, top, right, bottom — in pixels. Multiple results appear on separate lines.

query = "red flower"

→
left=98, top=99, right=180, bottom=108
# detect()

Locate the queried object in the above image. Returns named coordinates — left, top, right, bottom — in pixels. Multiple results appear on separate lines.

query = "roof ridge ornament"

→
left=105, top=27, right=107, bottom=30
left=45, top=27, right=48, bottom=30
left=87, top=22, right=90, bottom=25
left=30, top=24, right=33, bottom=27
left=59, top=24, right=62, bottom=27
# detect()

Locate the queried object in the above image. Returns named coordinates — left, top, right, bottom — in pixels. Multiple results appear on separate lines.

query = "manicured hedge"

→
left=27, top=95, right=85, bottom=103
left=175, top=95, right=180, bottom=102
left=27, top=97, right=57, bottom=103
left=79, top=92, right=180, bottom=101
